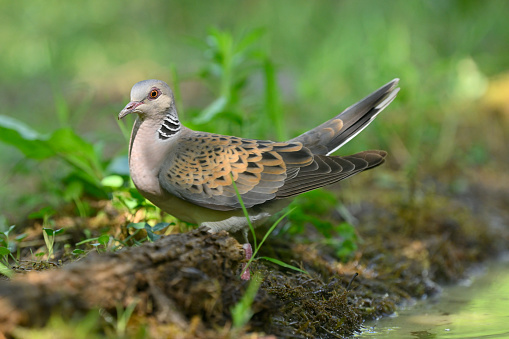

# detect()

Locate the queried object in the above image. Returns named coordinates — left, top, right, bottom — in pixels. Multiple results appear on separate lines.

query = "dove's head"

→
left=118, top=79, right=176, bottom=120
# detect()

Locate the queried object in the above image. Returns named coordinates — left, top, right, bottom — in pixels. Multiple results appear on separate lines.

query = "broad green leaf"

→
left=0, top=246, right=11, bottom=255
left=126, top=222, right=147, bottom=230
left=152, top=222, right=171, bottom=232
left=145, top=222, right=171, bottom=242
left=98, top=234, right=110, bottom=246
left=0, top=115, right=54, bottom=159
left=101, top=175, right=124, bottom=188
left=47, top=128, right=103, bottom=184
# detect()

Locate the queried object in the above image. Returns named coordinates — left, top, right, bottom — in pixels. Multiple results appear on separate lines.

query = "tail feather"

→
left=276, top=150, right=387, bottom=198
left=290, top=79, right=399, bottom=155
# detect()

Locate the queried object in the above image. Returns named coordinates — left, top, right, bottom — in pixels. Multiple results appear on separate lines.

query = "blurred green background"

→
left=1, top=0, right=508, bottom=222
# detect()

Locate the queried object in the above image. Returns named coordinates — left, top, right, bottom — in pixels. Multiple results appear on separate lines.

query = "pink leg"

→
left=241, top=243, right=253, bottom=280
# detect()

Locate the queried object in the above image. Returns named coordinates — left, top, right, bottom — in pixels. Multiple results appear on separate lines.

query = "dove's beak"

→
left=118, top=101, right=143, bottom=120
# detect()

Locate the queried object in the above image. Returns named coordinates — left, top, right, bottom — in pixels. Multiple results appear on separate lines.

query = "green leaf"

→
left=259, top=257, right=309, bottom=275
left=47, top=128, right=103, bottom=185
left=63, top=181, right=84, bottom=201
left=0, top=225, right=16, bottom=238
left=72, top=248, right=85, bottom=255
left=28, top=206, right=56, bottom=219
left=193, top=96, right=228, bottom=124
left=98, top=234, right=110, bottom=246
left=101, top=175, right=124, bottom=188
left=336, top=222, right=357, bottom=238
left=0, top=115, right=54, bottom=159
left=0, top=262, right=13, bottom=278
left=126, top=222, right=147, bottom=230
left=152, top=222, right=171, bottom=232
left=144, top=222, right=171, bottom=242
left=145, top=229, right=160, bottom=242
left=15, top=233, right=27, bottom=242
left=0, top=246, right=11, bottom=256
left=43, top=228, right=55, bottom=236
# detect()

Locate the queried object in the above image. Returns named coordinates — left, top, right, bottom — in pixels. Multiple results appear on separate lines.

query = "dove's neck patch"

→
left=158, top=114, right=181, bottom=140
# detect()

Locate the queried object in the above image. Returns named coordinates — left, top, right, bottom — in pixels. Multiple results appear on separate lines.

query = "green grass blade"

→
left=230, top=173, right=256, bottom=249
left=231, top=273, right=262, bottom=329
left=241, top=207, right=295, bottom=278
left=259, top=256, right=309, bottom=275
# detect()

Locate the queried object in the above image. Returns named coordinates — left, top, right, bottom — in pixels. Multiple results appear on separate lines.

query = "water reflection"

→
left=359, top=257, right=509, bottom=338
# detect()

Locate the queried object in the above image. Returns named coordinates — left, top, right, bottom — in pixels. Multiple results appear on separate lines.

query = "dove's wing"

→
left=159, top=132, right=386, bottom=211
left=158, top=132, right=313, bottom=211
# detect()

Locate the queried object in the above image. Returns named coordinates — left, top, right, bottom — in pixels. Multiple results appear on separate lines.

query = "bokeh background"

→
left=1, top=0, right=508, bottom=222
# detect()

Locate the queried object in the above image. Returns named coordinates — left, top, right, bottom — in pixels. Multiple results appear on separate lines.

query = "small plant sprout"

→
left=0, top=225, right=16, bottom=263
left=101, top=299, right=140, bottom=337
left=43, top=228, right=65, bottom=261
left=29, top=208, right=63, bottom=260
left=0, top=225, right=27, bottom=271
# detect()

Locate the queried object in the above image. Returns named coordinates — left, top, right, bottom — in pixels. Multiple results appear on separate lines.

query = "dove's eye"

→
left=148, top=88, right=160, bottom=100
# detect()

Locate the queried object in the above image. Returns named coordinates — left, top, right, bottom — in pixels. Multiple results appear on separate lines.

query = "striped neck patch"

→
left=158, top=114, right=181, bottom=140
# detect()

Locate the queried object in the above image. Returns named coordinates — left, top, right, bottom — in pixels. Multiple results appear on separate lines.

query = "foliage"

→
left=0, top=115, right=106, bottom=198
left=184, top=27, right=286, bottom=142
left=101, top=300, right=141, bottom=338
left=231, top=273, right=262, bottom=330
left=0, top=224, right=26, bottom=274
left=42, top=227, right=64, bottom=260
left=12, top=311, right=104, bottom=339
left=288, top=190, right=360, bottom=261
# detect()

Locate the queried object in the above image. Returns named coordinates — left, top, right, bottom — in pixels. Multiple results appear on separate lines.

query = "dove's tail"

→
left=289, top=79, right=400, bottom=155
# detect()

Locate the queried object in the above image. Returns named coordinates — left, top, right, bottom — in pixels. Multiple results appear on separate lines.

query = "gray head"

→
left=118, top=79, right=176, bottom=120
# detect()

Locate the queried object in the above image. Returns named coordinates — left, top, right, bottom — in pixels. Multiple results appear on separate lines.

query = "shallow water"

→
left=358, top=257, right=509, bottom=338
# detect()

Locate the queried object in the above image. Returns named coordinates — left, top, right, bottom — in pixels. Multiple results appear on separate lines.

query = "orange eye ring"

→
left=148, top=88, right=160, bottom=100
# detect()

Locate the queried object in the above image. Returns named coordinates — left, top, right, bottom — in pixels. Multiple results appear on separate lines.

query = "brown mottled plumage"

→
left=119, top=79, right=399, bottom=241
